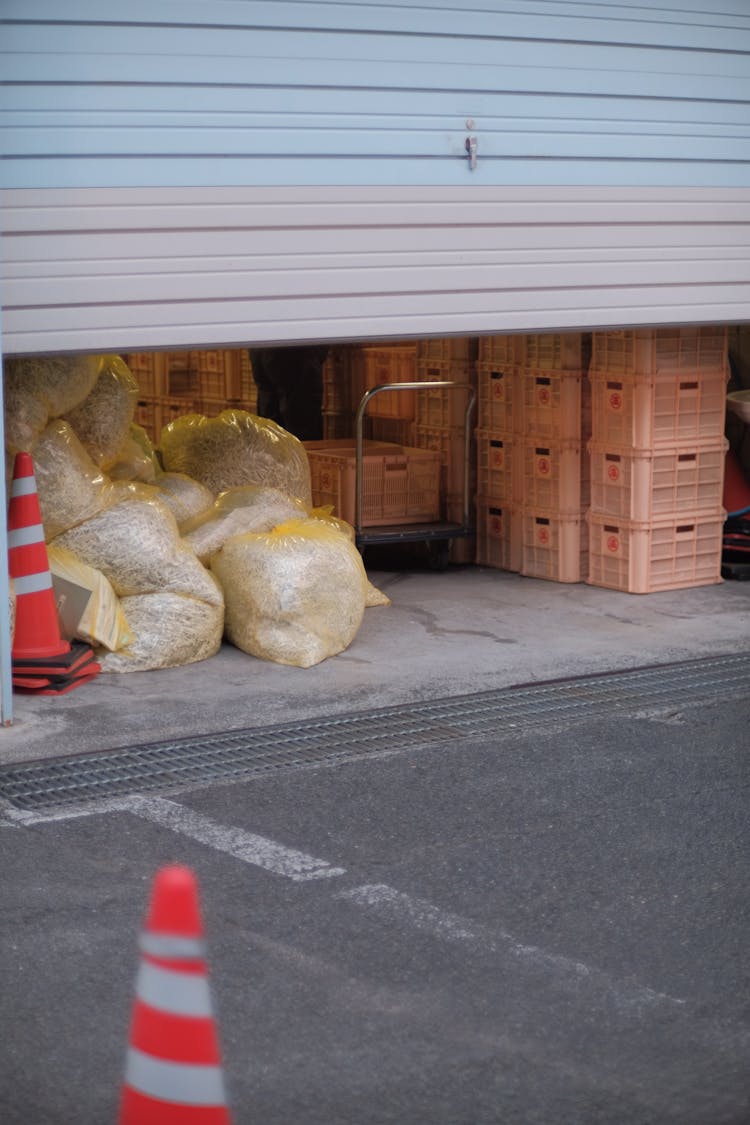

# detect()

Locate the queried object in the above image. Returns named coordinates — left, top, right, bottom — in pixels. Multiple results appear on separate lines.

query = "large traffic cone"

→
left=7, top=451, right=69, bottom=660
left=119, top=865, right=232, bottom=1125
left=7, top=451, right=99, bottom=692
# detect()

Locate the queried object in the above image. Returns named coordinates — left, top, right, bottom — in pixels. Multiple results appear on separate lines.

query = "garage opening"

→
left=2, top=325, right=749, bottom=720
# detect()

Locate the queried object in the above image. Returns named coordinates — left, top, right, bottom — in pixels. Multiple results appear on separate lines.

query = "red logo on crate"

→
left=491, top=449, right=505, bottom=469
left=607, top=463, right=620, bottom=482
left=606, top=534, right=620, bottom=553
left=320, top=470, right=332, bottom=489
left=536, top=526, right=550, bottom=546
left=489, top=515, right=502, bottom=535
left=536, top=387, right=551, bottom=406
left=536, top=456, right=551, bottom=477
left=491, top=379, right=505, bottom=401
left=608, top=391, right=623, bottom=411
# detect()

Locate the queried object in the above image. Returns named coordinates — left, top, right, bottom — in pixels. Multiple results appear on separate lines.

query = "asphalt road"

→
left=1, top=686, right=748, bottom=1124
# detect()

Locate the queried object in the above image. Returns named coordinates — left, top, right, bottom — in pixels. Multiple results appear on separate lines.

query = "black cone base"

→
left=13, top=663, right=101, bottom=695
left=13, top=641, right=101, bottom=694
left=12, top=640, right=95, bottom=680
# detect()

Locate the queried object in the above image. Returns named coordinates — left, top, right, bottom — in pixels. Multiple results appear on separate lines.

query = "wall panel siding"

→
left=1, top=1, right=749, bottom=353
left=2, top=186, right=748, bottom=355
left=2, top=0, right=750, bottom=190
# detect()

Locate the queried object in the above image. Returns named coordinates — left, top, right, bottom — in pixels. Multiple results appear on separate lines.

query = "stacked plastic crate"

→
left=410, top=338, right=478, bottom=561
left=189, top=349, right=243, bottom=417
left=360, top=342, right=418, bottom=446
left=126, top=349, right=258, bottom=443
left=475, top=335, right=523, bottom=570
left=586, top=327, right=729, bottom=593
left=126, top=351, right=197, bottom=441
left=518, top=334, right=590, bottom=583
left=238, top=349, right=259, bottom=415
left=476, top=333, right=589, bottom=580
left=322, top=345, right=365, bottom=440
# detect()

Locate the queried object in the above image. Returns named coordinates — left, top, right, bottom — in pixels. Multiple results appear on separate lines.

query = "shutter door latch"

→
left=465, top=123, right=478, bottom=170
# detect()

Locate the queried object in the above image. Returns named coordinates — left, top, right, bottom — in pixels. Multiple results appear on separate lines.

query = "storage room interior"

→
left=2, top=324, right=750, bottom=750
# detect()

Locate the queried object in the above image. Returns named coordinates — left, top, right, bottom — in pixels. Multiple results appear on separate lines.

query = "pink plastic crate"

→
left=588, top=439, right=728, bottom=521
left=126, top=352, right=167, bottom=398
left=590, top=326, right=727, bottom=377
left=590, top=369, right=728, bottom=448
left=521, top=370, right=587, bottom=441
left=586, top=511, right=724, bottom=593
left=136, top=397, right=198, bottom=442
left=361, top=344, right=417, bottom=420
left=476, top=431, right=523, bottom=504
left=475, top=497, right=522, bottom=572
left=521, top=508, right=587, bottom=584
left=416, top=337, right=478, bottom=363
left=322, top=354, right=351, bottom=414
left=414, top=425, right=473, bottom=496
left=519, top=333, right=583, bottom=372
left=521, top=439, right=589, bottom=514
left=477, top=363, right=520, bottom=433
left=369, top=417, right=415, bottom=446
left=322, top=412, right=354, bottom=440
left=413, top=366, right=475, bottom=430
left=305, top=440, right=441, bottom=527
left=478, top=335, right=522, bottom=367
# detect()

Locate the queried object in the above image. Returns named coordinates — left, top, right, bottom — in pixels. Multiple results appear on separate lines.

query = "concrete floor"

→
left=2, top=554, right=749, bottom=767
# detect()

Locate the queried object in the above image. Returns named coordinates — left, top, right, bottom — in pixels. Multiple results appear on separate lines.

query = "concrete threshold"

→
left=2, top=564, right=749, bottom=767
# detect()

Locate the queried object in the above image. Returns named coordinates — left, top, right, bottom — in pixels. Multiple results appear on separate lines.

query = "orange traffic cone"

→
left=119, top=865, right=232, bottom=1125
left=8, top=451, right=69, bottom=660
left=7, top=451, right=99, bottom=692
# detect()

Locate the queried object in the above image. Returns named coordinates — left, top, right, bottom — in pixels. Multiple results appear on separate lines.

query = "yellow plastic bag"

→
left=30, top=420, right=111, bottom=540
left=159, top=409, right=312, bottom=505
left=62, top=354, right=139, bottom=469
left=182, top=484, right=307, bottom=563
left=154, top=472, right=215, bottom=531
left=98, top=592, right=223, bottom=673
left=4, top=353, right=102, bottom=453
left=53, top=492, right=223, bottom=607
left=47, top=543, right=133, bottom=651
left=108, top=424, right=160, bottom=482
left=307, top=508, right=388, bottom=605
left=211, top=518, right=367, bottom=667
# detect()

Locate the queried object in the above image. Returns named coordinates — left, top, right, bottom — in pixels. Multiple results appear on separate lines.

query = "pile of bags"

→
left=4, top=354, right=388, bottom=671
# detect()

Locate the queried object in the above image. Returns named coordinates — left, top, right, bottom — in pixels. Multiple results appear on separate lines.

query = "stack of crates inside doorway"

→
left=310, top=340, right=444, bottom=531
left=412, top=338, right=479, bottom=563
left=586, top=327, right=729, bottom=593
left=125, top=349, right=258, bottom=443
left=476, top=333, right=591, bottom=581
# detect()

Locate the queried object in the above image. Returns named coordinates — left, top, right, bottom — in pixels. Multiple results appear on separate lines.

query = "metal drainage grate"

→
left=1, top=652, right=747, bottom=812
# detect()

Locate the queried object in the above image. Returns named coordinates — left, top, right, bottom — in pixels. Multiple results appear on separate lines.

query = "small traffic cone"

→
left=7, top=451, right=99, bottom=692
left=119, top=865, right=232, bottom=1125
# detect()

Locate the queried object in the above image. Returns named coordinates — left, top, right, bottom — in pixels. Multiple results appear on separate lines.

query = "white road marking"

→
left=125, top=795, right=347, bottom=882
left=2, top=794, right=345, bottom=882
left=0, top=798, right=688, bottom=1010
left=1, top=797, right=130, bottom=825
left=337, top=883, right=686, bottom=1011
